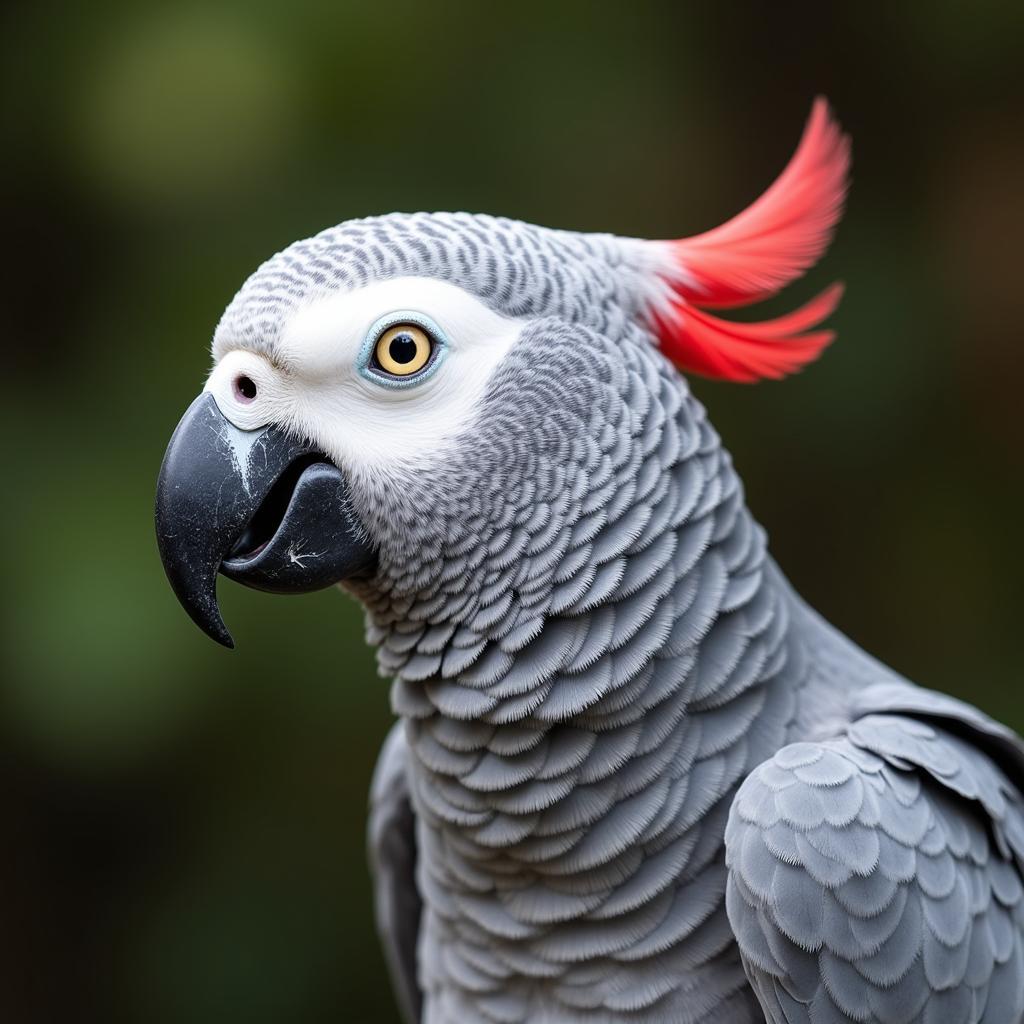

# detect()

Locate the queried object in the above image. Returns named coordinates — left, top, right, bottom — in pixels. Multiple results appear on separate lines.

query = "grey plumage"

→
left=213, top=213, right=647, bottom=363
left=206, top=210, right=1024, bottom=1023
left=356, top=319, right=780, bottom=1022
left=369, top=723, right=423, bottom=1024
left=726, top=705, right=1024, bottom=1024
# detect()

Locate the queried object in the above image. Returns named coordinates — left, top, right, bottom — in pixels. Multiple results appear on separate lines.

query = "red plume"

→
left=651, top=97, right=850, bottom=382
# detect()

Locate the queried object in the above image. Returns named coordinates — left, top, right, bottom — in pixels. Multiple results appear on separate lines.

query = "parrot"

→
left=155, top=98, right=1024, bottom=1024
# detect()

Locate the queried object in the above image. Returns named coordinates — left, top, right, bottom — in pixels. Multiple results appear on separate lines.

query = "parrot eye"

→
left=360, top=312, right=448, bottom=389
left=373, top=324, right=432, bottom=376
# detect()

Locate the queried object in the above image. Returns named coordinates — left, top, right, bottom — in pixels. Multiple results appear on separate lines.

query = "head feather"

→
left=644, top=97, right=851, bottom=382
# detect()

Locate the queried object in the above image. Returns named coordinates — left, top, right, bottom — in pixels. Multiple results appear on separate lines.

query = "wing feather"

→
left=368, top=723, right=423, bottom=1024
left=726, top=702, right=1024, bottom=1023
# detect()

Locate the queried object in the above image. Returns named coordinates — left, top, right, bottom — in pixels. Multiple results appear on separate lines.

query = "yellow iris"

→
left=374, top=324, right=432, bottom=376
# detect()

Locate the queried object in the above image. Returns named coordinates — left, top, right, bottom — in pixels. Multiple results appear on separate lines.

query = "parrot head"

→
left=156, top=99, right=849, bottom=651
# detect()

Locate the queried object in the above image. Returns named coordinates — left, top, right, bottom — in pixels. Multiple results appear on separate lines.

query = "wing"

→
left=725, top=700, right=1024, bottom=1023
left=368, top=722, right=422, bottom=1024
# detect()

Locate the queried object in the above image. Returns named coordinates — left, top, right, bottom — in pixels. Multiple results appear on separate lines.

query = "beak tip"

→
left=191, top=601, right=236, bottom=650
left=208, top=620, right=236, bottom=649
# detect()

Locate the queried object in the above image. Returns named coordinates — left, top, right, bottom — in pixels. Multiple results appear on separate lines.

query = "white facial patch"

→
left=207, top=277, right=524, bottom=485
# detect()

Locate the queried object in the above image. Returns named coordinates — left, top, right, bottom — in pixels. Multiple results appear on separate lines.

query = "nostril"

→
left=234, top=375, right=258, bottom=403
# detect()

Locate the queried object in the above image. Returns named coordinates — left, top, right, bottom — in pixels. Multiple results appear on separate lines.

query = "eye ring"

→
left=359, top=311, right=448, bottom=389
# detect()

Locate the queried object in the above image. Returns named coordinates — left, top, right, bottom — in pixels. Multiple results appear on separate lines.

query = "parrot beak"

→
left=155, top=393, right=376, bottom=648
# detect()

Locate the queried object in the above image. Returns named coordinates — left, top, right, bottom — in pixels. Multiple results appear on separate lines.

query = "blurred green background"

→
left=1, top=2, right=1021, bottom=1021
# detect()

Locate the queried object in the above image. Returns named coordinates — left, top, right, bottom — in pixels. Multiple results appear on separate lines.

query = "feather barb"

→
left=649, top=97, right=851, bottom=382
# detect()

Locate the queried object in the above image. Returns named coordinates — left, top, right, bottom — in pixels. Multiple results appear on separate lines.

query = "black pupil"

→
left=388, top=333, right=419, bottom=365
left=237, top=375, right=257, bottom=399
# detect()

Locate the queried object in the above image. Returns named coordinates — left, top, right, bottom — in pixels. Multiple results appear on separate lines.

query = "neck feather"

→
left=356, top=386, right=807, bottom=860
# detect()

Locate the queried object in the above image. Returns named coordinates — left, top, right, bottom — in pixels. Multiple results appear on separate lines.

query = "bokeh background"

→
left=2, top=2, right=1022, bottom=1021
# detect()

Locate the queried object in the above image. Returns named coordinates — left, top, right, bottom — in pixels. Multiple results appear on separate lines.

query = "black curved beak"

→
left=155, top=393, right=376, bottom=648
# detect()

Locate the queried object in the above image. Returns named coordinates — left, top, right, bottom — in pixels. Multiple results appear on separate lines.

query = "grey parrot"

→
left=155, top=98, right=1024, bottom=1023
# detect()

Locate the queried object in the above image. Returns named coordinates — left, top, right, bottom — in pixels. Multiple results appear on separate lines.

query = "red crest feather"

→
left=651, top=97, right=851, bottom=382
